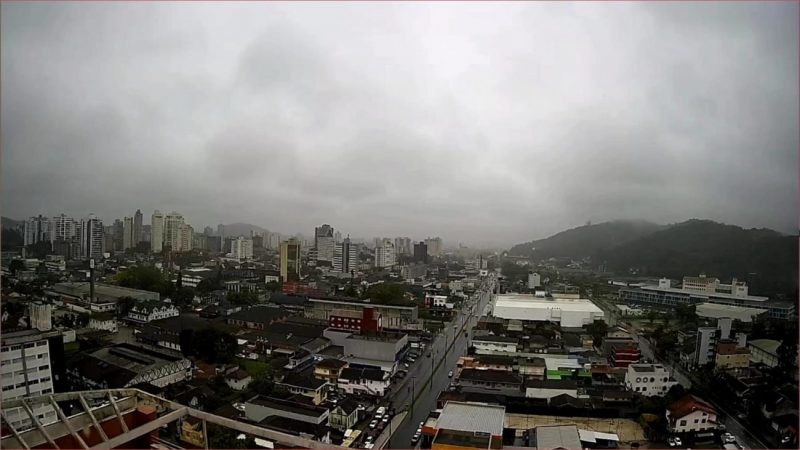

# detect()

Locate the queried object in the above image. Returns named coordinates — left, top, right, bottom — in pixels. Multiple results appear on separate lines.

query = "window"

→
left=702, top=418, right=706, bottom=423
left=2, top=385, right=13, bottom=391
left=635, top=377, right=641, bottom=383
left=650, top=377, right=655, bottom=382
left=680, top=420, right=687, bottom=426
left=694, top=419, right=699, bottom=424
left=23, top=343, right=35, bottom=349
left=41, top=388, right=52, bottom=394
left=37, top=342, right=47, bottom=347
left=38, top=365, right=49, bottom=371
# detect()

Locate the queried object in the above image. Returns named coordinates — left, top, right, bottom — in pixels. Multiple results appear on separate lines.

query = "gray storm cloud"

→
left=2, top=1, right=797, bottom=247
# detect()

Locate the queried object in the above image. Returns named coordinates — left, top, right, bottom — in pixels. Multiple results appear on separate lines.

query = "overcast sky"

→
left=2, top=2, right=797, bottom=247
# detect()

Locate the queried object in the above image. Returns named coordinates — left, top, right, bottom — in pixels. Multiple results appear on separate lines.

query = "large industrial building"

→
left=491, top=294, right=605, bottom=328
left=619, top=276, right=795, bottom=320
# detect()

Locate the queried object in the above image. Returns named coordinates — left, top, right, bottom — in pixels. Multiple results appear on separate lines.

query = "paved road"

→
left=634, top=332, right=766, bottom=449
left=386, top=276, right=496, bottom=449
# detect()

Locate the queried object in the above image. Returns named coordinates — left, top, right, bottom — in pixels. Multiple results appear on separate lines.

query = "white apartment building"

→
left=528, top=272, right=541, bottom=289
left=179, top=224, right=194, bottom=252
left=79, top=214, right=104, bottom=260
left=472, top=335, right=519, bottom=354
left=231, top=237, right=254, bottom=261
left=424, top=237, right=443, bottom=257
left=333, top=238, right=358, bottom=273
left=163, top=212, right=184, bottom=251
left=625, top=364, right=678, bottom=397
left=23, top=215, right=51, bottom=246
left=1, top=330, right=61, bottom=430
left=123, top=216, right=134, bottom=249
left=394, top=237, right=412, bottom=256
left=151, top=210, right=165, bottom=253
left=51, top=214, right=77, bottom=243
left=374, top=238, right=396, bottom=268
left=28, top=302, right=53, bottom=332
left=666, top=395, right=718, bottom=434
left=315, top=224, right=336, bottom=264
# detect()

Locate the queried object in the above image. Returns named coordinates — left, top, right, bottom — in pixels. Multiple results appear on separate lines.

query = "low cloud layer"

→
left=2, top=2, right=797, bottom=246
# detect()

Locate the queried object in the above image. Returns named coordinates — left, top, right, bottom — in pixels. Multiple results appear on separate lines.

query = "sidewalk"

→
left=376, top=411, right=408, bottom=449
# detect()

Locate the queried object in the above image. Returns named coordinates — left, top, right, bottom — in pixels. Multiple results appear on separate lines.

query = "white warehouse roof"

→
left=492, top=294, right=604, bottom=328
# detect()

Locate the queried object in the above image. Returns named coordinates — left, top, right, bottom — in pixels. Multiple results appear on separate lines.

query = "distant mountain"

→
left=597, top=219, right=797, bottom=296
left=507, top=220, right=665, bottom=259
left=2, top=216, right=24, bottom=229
left=219, top=223, right=271, bottom=238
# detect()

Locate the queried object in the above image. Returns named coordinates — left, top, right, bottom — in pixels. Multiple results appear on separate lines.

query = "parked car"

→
left=369, top=420, right=378, bottom=429
left=722, top=433, right=736, bottom=444
left=667, top=437, right=682, bottom=447
left=411, top=433, right=421, bottom=444
left=448, top=370, right=453, bottom=378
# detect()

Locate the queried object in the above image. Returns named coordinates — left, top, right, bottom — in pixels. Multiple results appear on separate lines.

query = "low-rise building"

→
left=66, top=343, right=191, bottom=389
left=714, top=339, right=750, bottom=369
left=276, top=373, right=329, bottom=405
left=181, top=268, right=217, bottom=288
left=244, top=395, right=330, bottom=425
left=472, top=335, right=518, bottom=355
left=330, top=399, right=359, bottom=431
left=457, top=368, right=522, bottom=394
left=609, top=342, right=641, bottom=367
left=624, top=364, right=678, bottom=397
left=127, top=301, right=179, bottom=323
left=224, top=369, right=252, bottom=390
left=748, top=339, right=781, bottom=367
left=534, top=425, right=582, bottom=449
left=338, top=367, right=390, bottom=396
left=226, top=305, right=288, bottom=330
left=524, top=379, right=579, bottom=401
left=88, top=313, right=119, bottom=333
left=343, top=332, right=408, bottom=374
left=313, top=358, right=348, bottom=384
left=666, top=394, right=718, bottom=434
left=425, top=401, right=505, bottom=450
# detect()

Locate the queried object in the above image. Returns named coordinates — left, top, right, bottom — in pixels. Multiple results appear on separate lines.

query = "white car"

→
left=722, top=433, right=736, bottom=444
left=667, top=437, right=682, bottom=447
left=448, top=370, right=453, bottom=378
left=369, top=420, right=378, bottom=429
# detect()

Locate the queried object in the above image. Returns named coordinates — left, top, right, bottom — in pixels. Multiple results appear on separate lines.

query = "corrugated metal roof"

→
left=535, top=425, right=581, bottom=449
left=436, top=401, right=505, bottom=436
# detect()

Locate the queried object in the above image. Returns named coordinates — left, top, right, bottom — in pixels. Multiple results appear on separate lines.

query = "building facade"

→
left=374, top=238, right=396, bottom=268
left=230, top=237, right=254, bottom=261
left=625, top=364, right=677, bottom=396
left=80, top=214, right=104, bottom=260
left=151, top=210, right=165, bottom=253
left=1, top=330, right=63, bottom=430
left=280, top=238, right=301, bottom=282
left=333, top=238, right=358, bottom=274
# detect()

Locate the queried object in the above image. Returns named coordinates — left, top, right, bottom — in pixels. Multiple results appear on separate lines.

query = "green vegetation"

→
left=116, top=265, right=172, bottom=295
left=64, top=341, right=80, bottom=354
left=227, top=291, right=259, bottom=305
left=238, top=358, right=269, bottom=377
left=508, top=220, right=664, bottom=259
left=364, top=283, right=414, bottom=305
left=207, top=423, right=255, bottom=449
left=585, top=319, right=608, bottom=346
left=181, top=327, right=238, bottom=364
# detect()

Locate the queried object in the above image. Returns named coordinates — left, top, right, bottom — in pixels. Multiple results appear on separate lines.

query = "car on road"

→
left=369, top=420, right=378, bottom=429
left=411, top=433, right=421, bottom=445
left=382, top=415, right=390, bottom=423
left=448, top=370, right=453, bottom=378
left=404, top=363, right=410, bottom=369
left=667, top=437, right=682, bottom=447
left=722, top=433, right=736, bottom=444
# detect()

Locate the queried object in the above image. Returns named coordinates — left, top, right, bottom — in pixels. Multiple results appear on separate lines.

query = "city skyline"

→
left=2, top=2, right=797, bottom=247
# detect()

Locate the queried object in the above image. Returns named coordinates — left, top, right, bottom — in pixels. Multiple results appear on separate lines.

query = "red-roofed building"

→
left=666, top=394, right=718, bottom=434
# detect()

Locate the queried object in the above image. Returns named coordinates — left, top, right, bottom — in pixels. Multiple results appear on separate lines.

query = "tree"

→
left=172, top=287, right=196, bottom=308
left=366, top=283, right=406, bottom=304
left=116, top=296, right=137, bottom=319
left=8, top=259, right=24, bottom=275
left=247, top=369, right=275, bottom=397
left=116, top=266, right=170, bottom=294
left=193, top=328, right=237, bottom=364
left=207, top=424, right=254, bottom=449
left=227, top=291, right=259, bottom=306
left=776, top=338, right=798, bottom=376
left=179, top=329, right=195, bottom=357
left=586, top=319, right=609, bottom=346
left=646, top=310, right=659, bottom=325
left=265, top=280, right=281, bottom=292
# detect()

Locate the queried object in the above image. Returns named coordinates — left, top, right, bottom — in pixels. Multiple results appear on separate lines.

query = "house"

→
left=748, top=339, right=781, bottom=367
left=625, top=364, right=678, bottom=397
left=276, top=373, right=329, bottom=404
left=226, top=305, right=288, bottom=330
left=457, top=368, right=522, bottom=394
left=225, top=369, right=252, bottom=391
left=715, top=339, right=750, bottom=369
left=330, top=398, right=360, bottom=431
left=338, top=367, right=390, bottom=396
left=127, top=301, right=179, bottom=323
left=666, top=394, right=718, bottom=434
left=609, top=342, right=641, bottom=367
left=284, top=349, right=313, bottom=370
left=518, top=357, right=547, bottom=379
left=472, top=335, right=519, bottom=354
left=199, top=302, right=242, bottom=318
left=314, top=358, right=349, bottom=384
left=534, top=425, right=582, bottom=449
left=88, top=313, right=118, bottom=333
